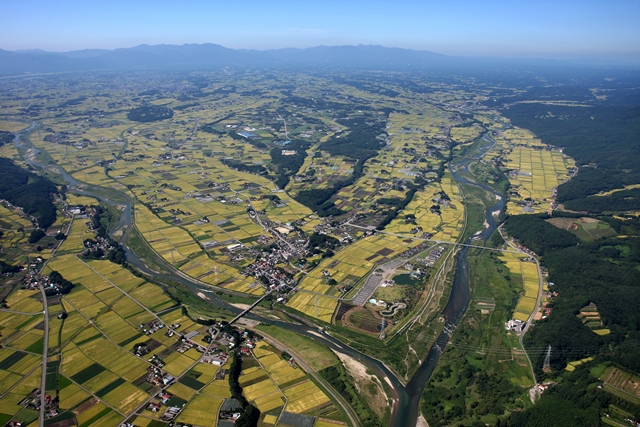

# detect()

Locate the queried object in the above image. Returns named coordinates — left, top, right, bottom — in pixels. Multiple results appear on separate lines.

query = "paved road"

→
left=498, top=224, right=540, bottom=397
left=344, top=222, right=522, bottom=254
left=35, top=216, right=71, bottom=427
left=37, top=282, right=49, bottom=427
left=0, top=309, right=45, bottom=316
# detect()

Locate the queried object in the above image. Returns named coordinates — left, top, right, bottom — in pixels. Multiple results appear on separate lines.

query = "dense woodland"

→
left=228, top=354, right=261, bottom=427
left=0, top=158, right=58, bottom=229
left=269, top=140, right=311, bottom=188
left=127, top=105, right=174, bottom=122
left=563, top=187, right=640, bottom=214
left=502, top=212, right=640, bottom=424
left=501, top=101, right=640, bottom=212
left=505, top=214, right=640, bottom=368
left=294, top=115, right=388, bottom=216
left=0, top=130, right=13, bottom=146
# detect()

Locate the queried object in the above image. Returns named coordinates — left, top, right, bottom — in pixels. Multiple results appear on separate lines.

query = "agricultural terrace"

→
left=291, top=150, right=359, bottom=194
left=0, top=139, right=22, bottom=166
left=286, top=106, right=459, bottom=219
left=565, top=356, right=594, bottom=372
left=0, top=190, right=74, bottom=270
left=341, top=110, right=456, bottom=208
left=498, top=252, right=540, bottom=322
left=577, top=303, right=610, bottom=336
left=593, top=183, right=640, bottom=197
left=602, top=367, right=640, bottom=406
left=239, top=341, right=338, bottom=425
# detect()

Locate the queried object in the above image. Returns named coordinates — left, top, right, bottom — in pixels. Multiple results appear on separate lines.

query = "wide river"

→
left=16, top=127, right=504, bottom=427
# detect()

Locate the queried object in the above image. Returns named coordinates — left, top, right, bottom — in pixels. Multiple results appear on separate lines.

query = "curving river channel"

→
left=16, top=126, right=504, bottom=427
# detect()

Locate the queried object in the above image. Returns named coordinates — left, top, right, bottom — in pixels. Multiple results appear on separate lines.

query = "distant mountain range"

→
left=0, top=43, right=635, bottom=75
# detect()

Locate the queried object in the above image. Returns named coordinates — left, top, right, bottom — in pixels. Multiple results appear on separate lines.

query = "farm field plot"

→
left=48, top=255, right=113, bottom=293
left=288, top=233, right=418, bottom=321
left=503, top=146, right=574, bottom=215
left=284, top=380, right=331, bottom=414
left=502, top=127, right=545, bottom=147
left=450, top=123, right=484, bottom=143
left=176, top=393, right=223, bottom=426
left=602, top=367, right=640, bottom=405
left=499, top=252, right=540, bottom=321
left=2, top=289, right=42, bottom=313
left=0, top=204, right=33, bottom=231
left=255, top=342, right=306, bottom=385
left=201, top=379, right=232, bottom=398
left=546, top=217, right=616, bottom=241
left=5, top=329, right=44, bottom=352
left=237, top=340, right=337, bottom=423
left=0, top=312, right=42, bottom=341
left=65, top=193, right=100, bottom=207
left=0, top=120, right=28, bottom=133
left=57, top=216, right=95, bottom=254
left=0, top=366, right=41, bottom=421
left=167, top=381, right=198, bottom=401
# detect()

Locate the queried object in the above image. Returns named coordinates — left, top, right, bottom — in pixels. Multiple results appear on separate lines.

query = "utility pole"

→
left=543, top=345, right=552, bottom=373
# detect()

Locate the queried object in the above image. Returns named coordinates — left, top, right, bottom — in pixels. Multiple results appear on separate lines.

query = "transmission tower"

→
left=379, top=317, right=386, bottom=339
left=314, top=295, right=319, bottom=318
left=543, top=345, right=552, bottom=373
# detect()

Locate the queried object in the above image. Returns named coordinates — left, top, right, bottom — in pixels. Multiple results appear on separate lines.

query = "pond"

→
left=393, top=273, right=420, bottom=285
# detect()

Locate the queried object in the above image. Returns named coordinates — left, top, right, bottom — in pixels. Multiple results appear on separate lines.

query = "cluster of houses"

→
left=146, top=364, right=174, bottom=387
left=141, top=319, right=165, bottom=336
left=178, top=330, right=208, bottom=354
left=82, top=236, right=118, bottom=257
left=22, top=272, right=63, bottom=294
left=19, top=389, right=58, bottom=419
left=241, top=250, right=296, bottom=291
left=141, top=389, right=185, bottom=421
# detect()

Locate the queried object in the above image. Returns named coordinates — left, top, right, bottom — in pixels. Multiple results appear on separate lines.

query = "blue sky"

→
left=1, top=0, right=639, bottom=59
